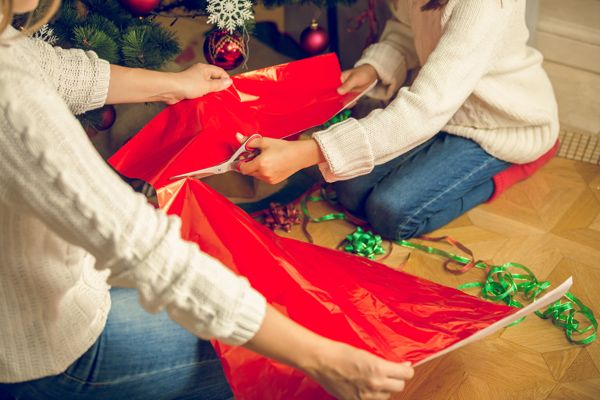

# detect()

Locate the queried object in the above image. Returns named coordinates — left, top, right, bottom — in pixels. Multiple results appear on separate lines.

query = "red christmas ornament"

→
left=203, top=30, right=247, bottom=71
left=119, top=0, right=160, bottom=16
left=300, top=20, right=329, bottom=55
left=84, top=126, right=98, bottom=139
left=96, top=105, right=117, bottom=131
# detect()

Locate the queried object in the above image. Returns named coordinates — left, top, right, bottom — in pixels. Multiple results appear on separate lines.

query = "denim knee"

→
left=333, top=181, right=370, bottom=216
left=364, top=188, right=426, bottom=240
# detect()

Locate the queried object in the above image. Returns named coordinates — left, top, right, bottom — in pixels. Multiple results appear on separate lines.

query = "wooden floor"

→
left=278, top=157, right=600, bottom=400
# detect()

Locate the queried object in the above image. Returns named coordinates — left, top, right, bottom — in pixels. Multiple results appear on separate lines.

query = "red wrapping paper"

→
left=109, top=53, right=366, bottom=189
left=157, top=178, right=515, bottom=399
left=109, top=55, right=522, bottom=399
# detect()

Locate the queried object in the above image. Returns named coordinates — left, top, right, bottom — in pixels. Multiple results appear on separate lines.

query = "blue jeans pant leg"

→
left=0, top=288, right=233, bottom=400
left=333, top=137, right=435, bottom=219
left=335, top=133, right=511, bottom=240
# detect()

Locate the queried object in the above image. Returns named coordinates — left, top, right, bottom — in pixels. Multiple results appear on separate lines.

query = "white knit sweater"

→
left=314, top=0, right=559, bottom=182
left=0, top=27, right=266, bottom=383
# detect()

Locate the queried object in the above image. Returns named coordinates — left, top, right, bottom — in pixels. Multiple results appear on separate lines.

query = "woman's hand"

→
left=167, top=63, right=233, bottom=104
left=337, top=64, right=378, bottom=95
left=245, top=305, right=413, bottom=400
left=106, top=63, right=232, bottom=105
left=236, top=134, right=324, bottom=184
left=303, top=340, right=414, bottom=400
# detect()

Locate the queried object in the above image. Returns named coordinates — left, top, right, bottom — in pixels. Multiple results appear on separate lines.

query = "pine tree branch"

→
left=152, top=11, right=209, bottom=19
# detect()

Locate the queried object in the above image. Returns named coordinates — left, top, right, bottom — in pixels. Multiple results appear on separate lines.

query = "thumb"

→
left=205, top=64, right=230, bottom=80
left=206, top=77, right=233, bottom=93
left=337, top=72, right=359, bottom=95
left=236, top=133, right=264, bottom=149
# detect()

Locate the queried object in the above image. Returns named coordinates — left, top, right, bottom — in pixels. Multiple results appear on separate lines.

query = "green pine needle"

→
left=84, top=15, right=120, bottom=41
left=72, top=26, right=120, bottom=64
left=121, top=24, right=180, bottom=69
left=82, top=0, right=133, bottom=28
left=49, top=1, right=81, bottom=41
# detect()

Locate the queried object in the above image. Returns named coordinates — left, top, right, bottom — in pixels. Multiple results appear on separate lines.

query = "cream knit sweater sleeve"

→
left=354, top=9, right=419, bottom=100
left=0, top=65, right=266, bottom=345
left=314, top=0, right=512, bottom=181
left=25, top=37, right=110, bottom=115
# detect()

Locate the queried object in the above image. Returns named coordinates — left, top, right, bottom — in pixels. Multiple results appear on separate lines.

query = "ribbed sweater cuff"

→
left=88, top=58, right=110, bottom=111
left=226, top=287, right=267, bottom=345
left=313, top=118, right=374, bottom=182
left=355, top=42, right=405, bottom=86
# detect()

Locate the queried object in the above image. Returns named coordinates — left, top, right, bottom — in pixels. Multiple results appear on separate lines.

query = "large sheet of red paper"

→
left=109, top=53, right=365, bottom=189
left=109, top=56, right=574, bottom=399
left=156, top=178, right=517, bottom=400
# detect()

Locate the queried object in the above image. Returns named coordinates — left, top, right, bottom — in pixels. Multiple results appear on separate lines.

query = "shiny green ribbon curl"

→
left=300, top=188, right=345, bottom=223
left=396, top=240, right=597, bottom=345
left=343, top=227, right=386, bottom=260
left=322, top=109, right=352, bottom=129
left=300, top=191, right=597, bottom=344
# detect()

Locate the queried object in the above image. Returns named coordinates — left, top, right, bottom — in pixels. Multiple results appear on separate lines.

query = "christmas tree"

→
left=37, top=0, right=359, bottom=130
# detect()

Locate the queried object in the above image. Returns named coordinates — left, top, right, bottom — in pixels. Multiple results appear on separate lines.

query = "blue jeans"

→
left=334, top=133, right=511, bottom=240
left=0, top=288, right=233, bottom=400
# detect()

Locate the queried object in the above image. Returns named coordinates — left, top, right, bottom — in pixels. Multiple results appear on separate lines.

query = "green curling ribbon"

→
left=396, top=240, right=597, bottom=345
left=299, top=191, right=597, bottom=344
left=342, top=227, right=386, bottom=260
left=322, top=109, right=352, bottom=129
left=300, top=188, right=346, bottom=223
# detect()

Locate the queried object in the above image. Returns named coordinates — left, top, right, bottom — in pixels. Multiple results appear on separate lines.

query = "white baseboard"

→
left=535, top=0, right=600, bottom=73
left=537, top=30, right=600, bottom=74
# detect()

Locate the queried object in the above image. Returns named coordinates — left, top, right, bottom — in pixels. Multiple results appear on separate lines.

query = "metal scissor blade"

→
left=169, top=170, right=218, bottom=180
left=169, top=163, right=230, bottom=181
left=169, top=133, right=261, bottom=181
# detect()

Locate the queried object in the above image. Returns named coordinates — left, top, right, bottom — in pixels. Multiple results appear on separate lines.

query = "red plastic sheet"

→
left=110, top=55, right=519, bottom=399
left=157, top=178, right=515, bottom=400
left=109, top=53, right=365, bottom=189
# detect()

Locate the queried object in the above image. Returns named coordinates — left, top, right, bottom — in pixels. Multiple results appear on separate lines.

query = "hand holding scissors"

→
left=170, top=133, right=261, bottom=180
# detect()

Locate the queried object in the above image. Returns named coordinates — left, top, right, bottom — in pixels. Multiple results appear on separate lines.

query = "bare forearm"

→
left=243, top=304, right=326, bottom=373
left=242, top=304, right=414, bottom=399
left=106, top=63, right=232, bottom=105
left=106, top=65, right=178, bottom=104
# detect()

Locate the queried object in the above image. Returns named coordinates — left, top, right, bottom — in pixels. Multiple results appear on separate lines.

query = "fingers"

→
left=237, top=157, right=259, bottom=176
left=380, top=378, right=406, bottom=393
left=236, top=133, right=264, bottom=149
left=204, top=64, right=230, bottom=80
left=206, top=76, right=233, bottom=93
left=337, top=71, right=360, bottom=95
left=381, top=361, right=414, bottom=381
left=340, top=70, right=352, bottom=83
left=368, top=393, right=392, bottom=400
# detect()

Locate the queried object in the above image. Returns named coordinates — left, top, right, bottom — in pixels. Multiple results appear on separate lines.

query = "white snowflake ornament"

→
left=207, top=0, right=254, bottom=34
left=32, top=24, right=59, bottom=45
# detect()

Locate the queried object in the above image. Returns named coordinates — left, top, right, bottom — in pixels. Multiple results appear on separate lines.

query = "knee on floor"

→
left=364, top=190, right=426, bottom=240
left=333, top=182, right=368, bottom=215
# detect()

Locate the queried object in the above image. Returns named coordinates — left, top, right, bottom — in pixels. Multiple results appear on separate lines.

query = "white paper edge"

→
left=414, top=276, right=573, bottom=367
left=340, top=80, right=378, bottom=112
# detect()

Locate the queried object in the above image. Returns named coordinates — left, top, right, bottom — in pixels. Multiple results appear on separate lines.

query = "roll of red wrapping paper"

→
left=109, top=53, right=367, bottom=189
left=156, top=178, right=517, bottom=400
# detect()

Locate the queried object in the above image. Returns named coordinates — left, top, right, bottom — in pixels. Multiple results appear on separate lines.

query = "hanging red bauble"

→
left=119, top=0, right=160, bottom=16
left=96, top=105, right=117, bottom=131
left=203, top=30, right=247, bottom=71
left=84, top=126, right=98, bottom=138
left=300, top=20, right=329, bottom=55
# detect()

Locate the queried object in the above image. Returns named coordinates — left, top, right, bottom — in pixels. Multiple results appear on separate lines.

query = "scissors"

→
left=170, top=133, right=261, bottom=180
